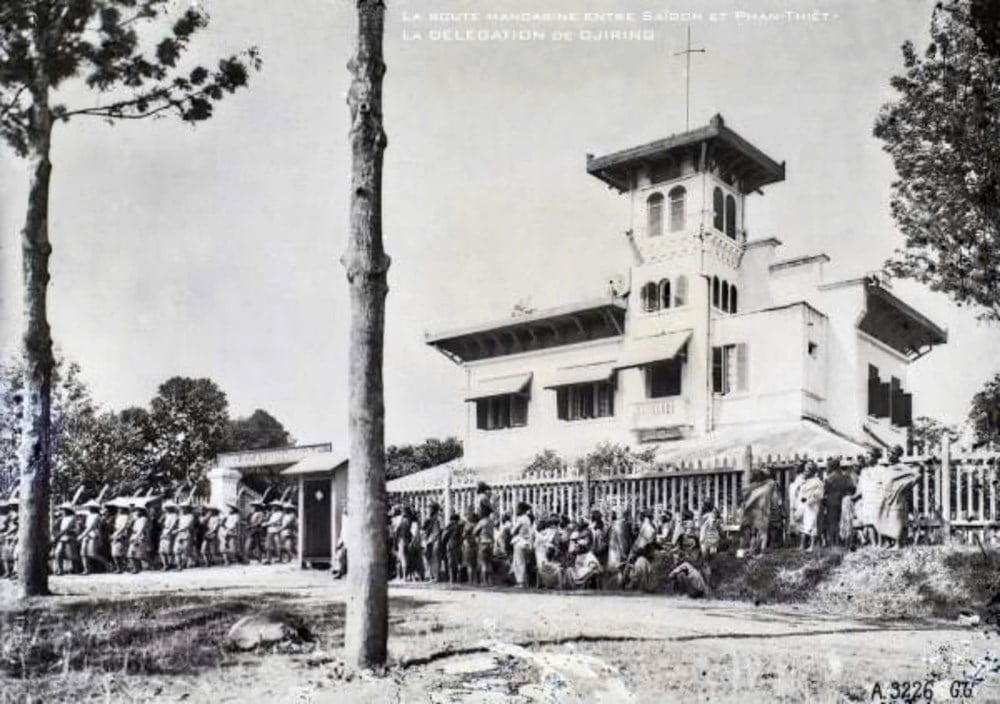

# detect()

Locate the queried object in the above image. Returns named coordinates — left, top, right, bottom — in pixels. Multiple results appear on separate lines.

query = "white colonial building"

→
left=419, top=115, right=947, bottom=477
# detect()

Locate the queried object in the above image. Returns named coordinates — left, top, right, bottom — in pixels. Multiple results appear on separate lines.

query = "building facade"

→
left=426, top=115, right=947, bottom=470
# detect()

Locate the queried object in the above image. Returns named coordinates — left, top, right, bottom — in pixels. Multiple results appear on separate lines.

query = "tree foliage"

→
left=0, top=0, right=261, bottom=155
left=969, top=373, right=1000, bottom=446
left=148, top=376, right=230, bottom=490
left=874, top=1, right=1000, bottom=320
left=0, top=355, right=96, bottom=495
left=909, top=415, right=960, bottom=451
left=385, top=437, right=463, bottom=480
left=225, top=409, right=294, bottom=453
left=576, top=442, right=656, bottom=477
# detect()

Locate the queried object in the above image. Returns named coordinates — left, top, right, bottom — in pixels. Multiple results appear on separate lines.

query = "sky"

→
left=1, top=0, right=998, bottom=451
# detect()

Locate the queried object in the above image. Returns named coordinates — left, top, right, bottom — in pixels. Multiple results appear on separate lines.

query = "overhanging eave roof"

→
left=858, top=282, right=947, bottom=358
left=586, top=114, right=785, bottom=194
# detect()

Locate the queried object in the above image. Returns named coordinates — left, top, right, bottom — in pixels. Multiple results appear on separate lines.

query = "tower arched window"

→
left=713, top=187, right=724, bottom=232
left=668, top=186, right=686, bottom=232
left=641, top=282, right=659, bottom=312
left=721, top=280, right=730, bottom=313
left=725, top=195, right=737, bottom=240
left=658, top=279, right=671, bottom=310
left=730, top=285, right=738, bottom=314
left=673, top=275, right=688, bottom=307
left=646, top=193, right=664, bottom=238
left=712, top=276, right=720, bottom=308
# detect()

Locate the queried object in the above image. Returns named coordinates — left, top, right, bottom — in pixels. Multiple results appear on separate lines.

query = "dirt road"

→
left=1, top=565, right=994, bottom=702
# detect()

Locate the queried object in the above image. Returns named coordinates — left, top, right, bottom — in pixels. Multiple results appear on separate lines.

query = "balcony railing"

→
left=631, top=396, right=690, bottom=429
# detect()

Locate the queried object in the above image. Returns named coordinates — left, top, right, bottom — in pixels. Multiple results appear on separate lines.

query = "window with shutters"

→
left=712, top=344, right=748, bottom=395
left=674, top=275, right=688, bottom=306
left=712, top=276, right=720, bottom=308
left=721, top=281, right=730, bottom=313
left=730, top=285, right=738, bottom=313
left=475, top=395, right=528, bottom=430
left=641, top=281, right=659, bottom=313
left=713, top=187, right=724, bottom=231
left=668, top=186, right=686, bottom=232
left=725, top=195, right=737, bottom=239
left=556, top=382, right=615, bottom=421
left=647, top=359, right=682, bottom=398
left=647, top=193, right=664, bottom=238
left=658, top=279, right=671, bottom=310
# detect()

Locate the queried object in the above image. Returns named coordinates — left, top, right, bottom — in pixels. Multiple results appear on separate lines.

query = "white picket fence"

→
left=389, top=441, right=1000, bottom=543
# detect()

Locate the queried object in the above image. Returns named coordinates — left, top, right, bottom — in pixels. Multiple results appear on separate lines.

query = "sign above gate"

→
left=216, top=443, right=333, bottom=470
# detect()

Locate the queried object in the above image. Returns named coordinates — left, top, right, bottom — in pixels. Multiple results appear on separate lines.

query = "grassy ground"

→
left=0, top=547, right=997, bottom=702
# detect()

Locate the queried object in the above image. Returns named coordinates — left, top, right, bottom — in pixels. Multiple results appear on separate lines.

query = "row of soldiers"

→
left=386, top=483, right=716, bottom=596
left=0, top=488, right=299, bottom=579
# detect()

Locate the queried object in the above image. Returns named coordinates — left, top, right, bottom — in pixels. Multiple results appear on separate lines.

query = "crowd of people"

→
left=0, top=489, right=299, bottom=579
left=375, top=446, right=927, bottom=597
left=381, top=483, right=720, bottom=597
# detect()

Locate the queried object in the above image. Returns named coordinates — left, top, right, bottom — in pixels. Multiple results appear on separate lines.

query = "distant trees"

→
left=1, top=0, right=260, bottom=596
left=908, top=416, right=960, bottom=452
left=875, top=0, right=1000, bottom=321
left=0, top=359, right=294, bottom=501
left=385, top=437, right=462, bottom=479
left=969, top=374, right=1000, bottom=447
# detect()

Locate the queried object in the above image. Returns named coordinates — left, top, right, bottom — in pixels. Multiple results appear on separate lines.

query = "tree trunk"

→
left=341, top=0, right=390, bottom=668
left=17, top=73, right=55, bottom=597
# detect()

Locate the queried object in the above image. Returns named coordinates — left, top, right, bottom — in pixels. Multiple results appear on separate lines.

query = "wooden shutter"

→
left=556, top=388, right=568, bottom=420
left=713, top=188, right=724, bottom=231
left=867, top=375, right=881, bottom=416
left=712, top=347, right=723, bottom=394
left=877, top=382, right=890, bottom=418
left=511, top=396, right=528, bottom=427
left=736, top=343, right=749, bottom=391
left=476, top=400, right=488, bottom=430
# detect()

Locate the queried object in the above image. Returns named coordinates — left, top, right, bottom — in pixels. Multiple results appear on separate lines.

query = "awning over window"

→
left=543, top=361, right=617, bottom=389
left=615, top=330, right=692, bottom=369
left=464, top=372, right=532, bottom=402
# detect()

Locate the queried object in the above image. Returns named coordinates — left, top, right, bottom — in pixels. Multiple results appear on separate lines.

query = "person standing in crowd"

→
left=606, top=509, right=632, bottom=588
left=263, top=501, right=284, bottom=565
left=442, top=512, right=464, bottom=583
left=406, top=506, right=424, bottom=580
left=78, top=500, right=106, bottom=575
left=159, top=501, right=178, bottom=570
left=823, top=458, right=854, bottom=547
left=110, top=504, right=132, bottom=573
left=509, top=502, right=533, bottom=588
left=475, top=481, right=492, bottom=517
left=52, top=502, right=80, bottom=576
left=201, top=506, right=222, bottom=566
left=533, top=515, right=562, bottom=589
left=473, top=504, right=495, bottom=586
left=462, top=506, right=479, bottom=584
left=855, top=450, right=883, bottom=546
left=494, top=511, right=513, bottom=566
left=174, top=502, right=196, bottom=570
left=333, top=537, right=348, bottom=579
left=421, top=502, right=443, bottom=582
left=244, top=500, right=266, bottom=562
left=280, top=502, right=298, bottom=563
left=566, top=516, right=602, bottom=588
left=787, top=462, right=806, bottom=541
left=875, top=445, right=921, bottom=548
left=390, top=505, right=410, bottom=580
left=740, top=469, right=776, bottom=554
left=590, top=510, right=608, bottom=568
left=221, top=503, right=242, bottom=565
left=627, top=508, right=658, bottom=592
left=797, top=462, right=825, bottom=552
left=128, top=503, right=152, bottom=573
left=699, top=500, right=721, bottom=559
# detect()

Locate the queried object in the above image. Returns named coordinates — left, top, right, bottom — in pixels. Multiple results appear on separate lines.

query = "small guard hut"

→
left=282, top=452, right=348, bottom=569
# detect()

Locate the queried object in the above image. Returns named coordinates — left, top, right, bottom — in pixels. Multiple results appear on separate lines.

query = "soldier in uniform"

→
left=52, top=502, right=80, bottom=576
left=220, top=503, right=242, bottom=565
left=128, top=503, right=152, bottom=573
left=201, top=505, right=222, bottom=566
left=158, top=501, right=179, bottom=570
left=279, top=502, right=297, bottom=563
left=78, top=499, right=106, bottom=575
left=263, top=501, right=283, bottom=564
left=174, top=501, right=196, bottom=570
left=110, top=502, right=132, bottom=573
left=244, top=500, right=266, bottom=562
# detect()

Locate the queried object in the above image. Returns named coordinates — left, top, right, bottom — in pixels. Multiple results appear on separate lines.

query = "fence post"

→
left=742, top=445, right=753, bottom=493
left=941, top=436, right=952, bottom=544
left=444, top=468, right=453, bottom=520
left=581, top=465, right=591, bottom=514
